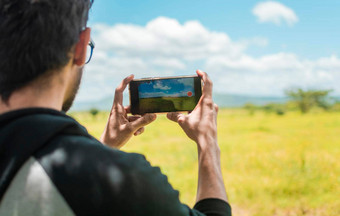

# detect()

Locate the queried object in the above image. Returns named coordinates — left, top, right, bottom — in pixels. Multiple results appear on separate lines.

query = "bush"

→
left=330, top=102, right=340, bottom=112
left=276, top=108, right=285, bottom=116
left=89, top=108, right=99, bottom=118
left=262, top=103, right=286, bottom=116
left=243, top=103, right=256, bottom=115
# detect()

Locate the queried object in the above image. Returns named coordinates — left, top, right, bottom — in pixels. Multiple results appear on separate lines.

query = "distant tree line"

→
left=244, top=88, right=340, bottom=115
left=86, top=89, right=339, bottom=116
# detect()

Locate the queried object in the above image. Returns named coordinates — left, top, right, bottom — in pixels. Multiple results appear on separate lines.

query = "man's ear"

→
left=74, top=28, right=91, bottom=66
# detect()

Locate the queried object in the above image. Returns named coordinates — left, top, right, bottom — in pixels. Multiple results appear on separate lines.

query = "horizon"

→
left=71, top=92, right=340, bottom=111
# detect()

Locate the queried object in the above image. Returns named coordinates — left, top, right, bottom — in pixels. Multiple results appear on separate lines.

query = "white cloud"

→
left=151, top=58, right=186, bottom=70
left=93, top=17, right=247, bottom=60
left=75, top=17, right=340, bottom=105
left=153, top=81, right=171, bottom=90
left=252, top=1, right=299, bottom=26
left=205, top=54, right=340, bottom=96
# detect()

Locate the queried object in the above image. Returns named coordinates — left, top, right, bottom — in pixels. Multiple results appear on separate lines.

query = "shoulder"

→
left=34, top=134, right=189, bottom=215
left=34, top=133, right=148, bottom=192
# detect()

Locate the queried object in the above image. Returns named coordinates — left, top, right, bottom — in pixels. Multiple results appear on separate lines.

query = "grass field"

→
left=71, top=109, right=340, bottom=216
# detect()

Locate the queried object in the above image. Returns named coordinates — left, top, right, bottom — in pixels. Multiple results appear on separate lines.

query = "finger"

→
left=113, top=75, right=134, bottom=105
left=125, top=106, right=131, bottom=114
left=134, top=127, right=145, bottom=136
left=166, top=112, right=185, bottom=123
left=214, top=103, right=219, bottom=113
left=196, top=69, right=213, bottom=98
left=128, top=113, right=157, bottom=131
left=127, top=115, right=141, bottom=122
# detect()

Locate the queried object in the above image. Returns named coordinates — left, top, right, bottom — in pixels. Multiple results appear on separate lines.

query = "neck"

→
left=0, top=75, right=67, bottom=115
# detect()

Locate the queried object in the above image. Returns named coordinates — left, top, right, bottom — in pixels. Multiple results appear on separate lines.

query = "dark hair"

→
left=0, top=0, right=93, bottom=101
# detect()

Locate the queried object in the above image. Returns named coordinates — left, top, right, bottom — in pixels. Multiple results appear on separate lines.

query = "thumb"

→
left=167, top=112, right=184, bottom=123
left=129, top=114, right=156, bottom=131
left=167, top=113, right=188, bottom=127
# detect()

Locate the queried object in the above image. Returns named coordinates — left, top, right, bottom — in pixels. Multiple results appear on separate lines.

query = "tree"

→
left=285, top=88, right=332, bottom=113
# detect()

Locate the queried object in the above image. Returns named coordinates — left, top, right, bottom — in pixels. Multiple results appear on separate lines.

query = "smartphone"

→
left=129, top=75, right=202, bottom=115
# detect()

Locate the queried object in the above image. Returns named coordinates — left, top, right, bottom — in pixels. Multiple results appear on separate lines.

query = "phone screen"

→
left=129, top=76, right=202, bottom=114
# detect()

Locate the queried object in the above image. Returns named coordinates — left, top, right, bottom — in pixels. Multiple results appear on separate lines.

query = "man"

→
left=0, top=0, right=231, bottom=215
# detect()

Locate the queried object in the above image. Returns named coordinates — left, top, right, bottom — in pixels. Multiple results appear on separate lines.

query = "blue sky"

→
left=76, top=0, right=340, bottom=103
left=88, top=0, right=340, bottom=59
left=138, top=78, right=195, bottom=98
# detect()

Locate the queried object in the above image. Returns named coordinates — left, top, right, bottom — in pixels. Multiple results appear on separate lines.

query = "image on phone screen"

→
left=129, top=76, right=202, bottom=114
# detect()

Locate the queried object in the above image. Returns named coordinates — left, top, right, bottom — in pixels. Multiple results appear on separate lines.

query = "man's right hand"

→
left=167, top=70, right=219, bottom=152
left=167, top=70, right=228, bottom=204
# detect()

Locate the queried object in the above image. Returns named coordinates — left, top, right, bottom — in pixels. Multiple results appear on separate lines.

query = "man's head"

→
left=0, top=0, right=93, bottom=111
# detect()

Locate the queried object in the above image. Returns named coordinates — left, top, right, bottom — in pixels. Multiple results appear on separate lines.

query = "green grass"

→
left=71, top=109, right=340, bottom=216
left=139, top=96, right=197, bottom=113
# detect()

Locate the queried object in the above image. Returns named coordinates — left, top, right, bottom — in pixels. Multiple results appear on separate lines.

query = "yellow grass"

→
left=71, top=109, right=340, bottom=216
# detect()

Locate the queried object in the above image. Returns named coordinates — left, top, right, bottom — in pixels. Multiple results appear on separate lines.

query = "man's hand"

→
left=167, top=70, right=219, bottom=152
left=100, top=75, right=157, bottom=149
left=167, top=70, right=228, bottom=203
